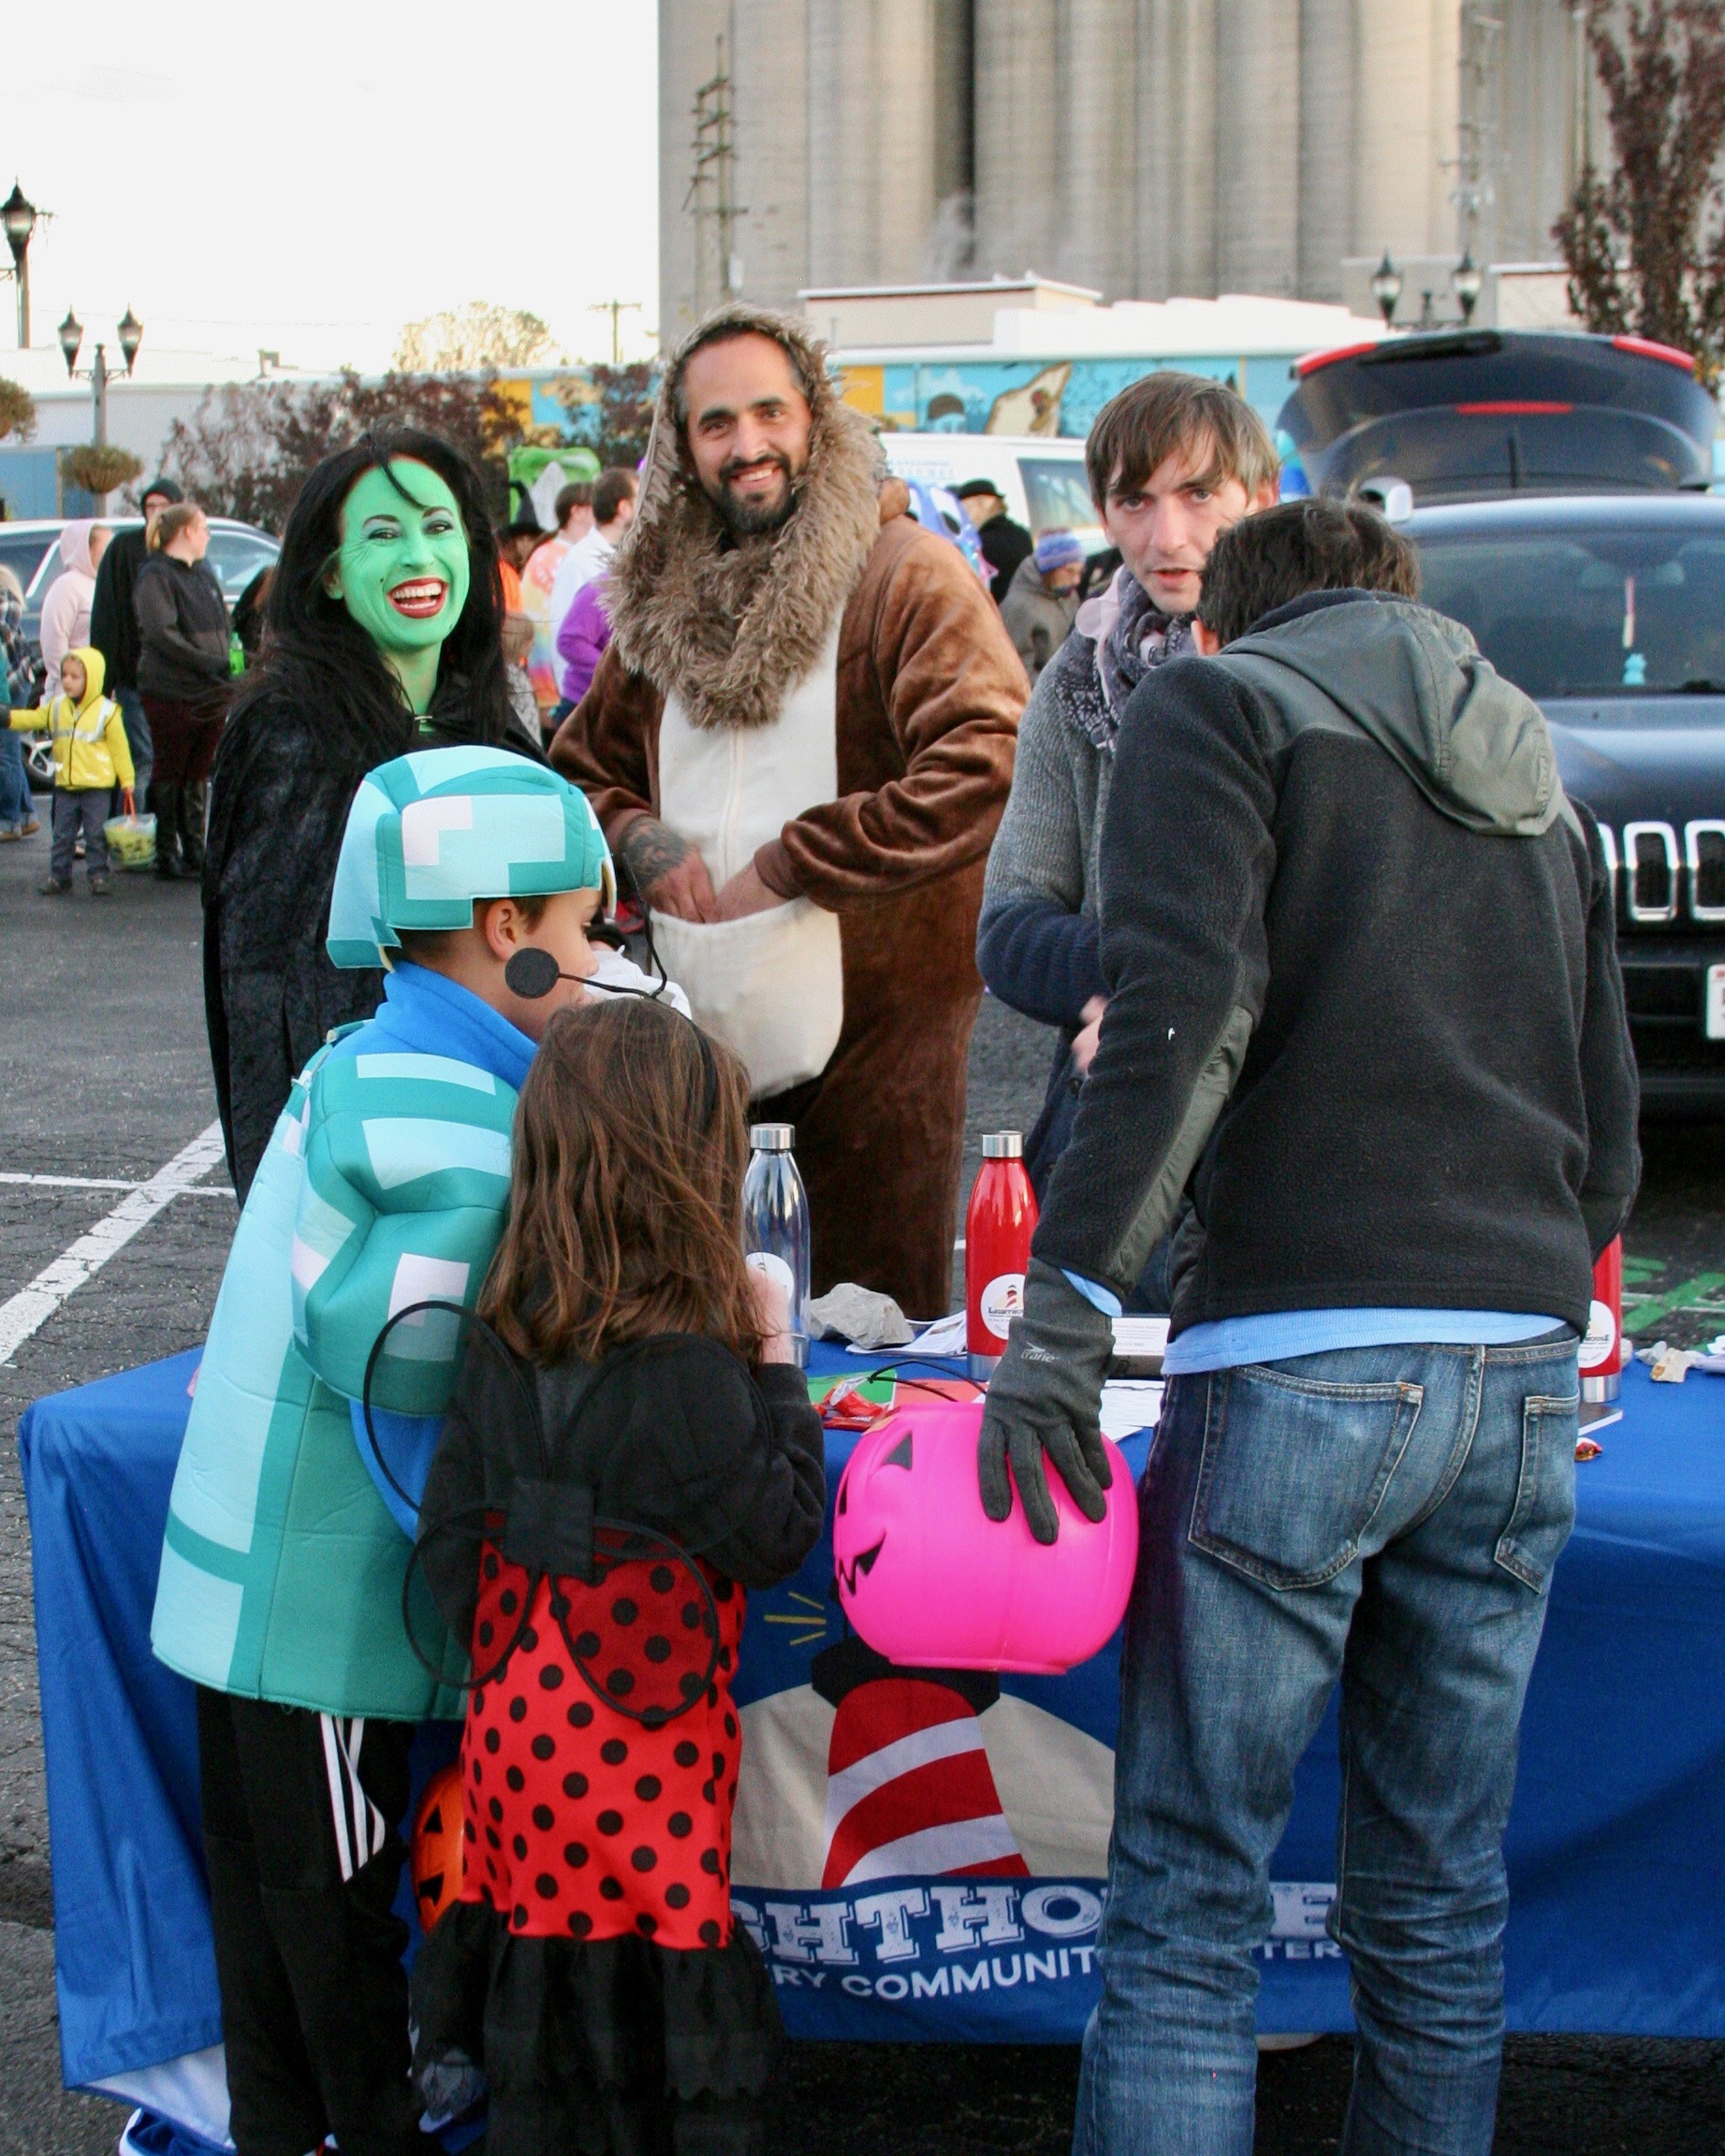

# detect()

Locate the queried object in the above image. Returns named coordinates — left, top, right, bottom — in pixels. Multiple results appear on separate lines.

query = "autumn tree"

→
left=394, top=304, right=561, bottom=371
left=0, top=378, right=33, bottom=443
left=158, top=371, right=527, bottom=532
left=551, top=363, right=657, bottom=468
left=1554, top=0, right=1725, bottom=380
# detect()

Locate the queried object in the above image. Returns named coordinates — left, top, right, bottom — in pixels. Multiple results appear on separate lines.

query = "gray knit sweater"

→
left=983, top=630, right=1112, bottom=926
left=977, top=630, right=1114, bottom=1031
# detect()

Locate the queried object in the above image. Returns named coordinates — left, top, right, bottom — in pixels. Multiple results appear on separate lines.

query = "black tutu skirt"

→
left=411, top=1898, right=782, bottom=2156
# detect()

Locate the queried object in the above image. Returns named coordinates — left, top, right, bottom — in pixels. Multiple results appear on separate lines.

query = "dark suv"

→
left=1410, top=495, right=1725, bottom=1110
left=1279, top=329, right=1718, bottom=503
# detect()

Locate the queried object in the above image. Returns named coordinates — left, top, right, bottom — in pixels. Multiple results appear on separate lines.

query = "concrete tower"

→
left=656, top=0, right=1585, bottom=335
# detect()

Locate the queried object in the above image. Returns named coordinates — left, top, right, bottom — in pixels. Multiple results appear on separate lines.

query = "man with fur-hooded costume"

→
left=552, top=306, right=1025, bottom=1316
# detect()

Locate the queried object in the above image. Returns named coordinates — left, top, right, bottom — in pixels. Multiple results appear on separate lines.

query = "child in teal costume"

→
left=152, top=744, right=612, bottom=2156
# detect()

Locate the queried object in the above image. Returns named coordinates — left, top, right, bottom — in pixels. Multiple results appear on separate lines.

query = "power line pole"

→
left=1451, top=4, right=1504, bottom=262
left=685, top=35, right=747, bottom=316
left=589, top=299, right=643, bottom=365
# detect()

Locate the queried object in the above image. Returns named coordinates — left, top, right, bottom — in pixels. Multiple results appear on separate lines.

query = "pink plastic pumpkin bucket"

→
left=832, top=1397, right=1140, bottom=1675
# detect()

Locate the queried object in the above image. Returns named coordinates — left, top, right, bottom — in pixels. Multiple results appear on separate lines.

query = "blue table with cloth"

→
left=18, top=1347, right=1725, bottom=2129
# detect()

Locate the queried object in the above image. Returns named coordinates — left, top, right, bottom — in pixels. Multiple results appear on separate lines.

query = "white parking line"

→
left=0, top=1121, right=228, bottom=1366
left=0, top=1172, right=235, bottom=1196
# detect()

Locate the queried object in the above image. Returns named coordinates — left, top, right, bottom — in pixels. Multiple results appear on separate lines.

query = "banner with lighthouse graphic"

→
left=728, top=1375, right=1352, bottom=2042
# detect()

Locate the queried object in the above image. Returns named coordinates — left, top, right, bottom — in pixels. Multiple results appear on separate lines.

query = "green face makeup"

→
left=325, top=461, right=471, bottom=705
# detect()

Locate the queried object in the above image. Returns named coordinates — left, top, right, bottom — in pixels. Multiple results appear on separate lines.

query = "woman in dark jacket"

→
left=136, top=503, right=231, bottom=879
left=203, top=428, right=533, bottom=1200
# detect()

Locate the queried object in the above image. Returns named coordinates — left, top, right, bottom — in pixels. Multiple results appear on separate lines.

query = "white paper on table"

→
left=1111, top=1316, right=1170, bottom=1360
left=1101, top=1379, right=1164, bottom=1439
left=856, top=1308, right=969, bottom=1356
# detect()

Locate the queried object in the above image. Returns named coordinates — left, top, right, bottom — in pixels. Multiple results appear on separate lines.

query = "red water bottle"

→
left=966, top=1133, right=1038, bottom=1380
left=1580, top=1236, right=1624, bottom=1404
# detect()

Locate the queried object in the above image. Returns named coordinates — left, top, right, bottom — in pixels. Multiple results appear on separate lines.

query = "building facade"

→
left=658, top=0, right=1591, bottom=343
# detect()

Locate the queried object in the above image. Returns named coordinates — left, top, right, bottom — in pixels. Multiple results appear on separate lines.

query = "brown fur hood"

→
left=605, top=303, right=886, bottom=730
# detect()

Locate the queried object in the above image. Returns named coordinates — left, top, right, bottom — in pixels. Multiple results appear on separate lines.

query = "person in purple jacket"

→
left=556, top=572, right=612, bottom=708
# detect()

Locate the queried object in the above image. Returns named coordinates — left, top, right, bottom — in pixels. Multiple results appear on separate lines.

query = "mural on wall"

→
left=838, top=355, right=1301, bottom=437
left=322, top=350, right=1311, bottom=536
left=499, top=363, right=658, bottom=525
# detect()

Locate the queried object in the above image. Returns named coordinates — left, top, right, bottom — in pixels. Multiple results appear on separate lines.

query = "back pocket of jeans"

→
left=1189, top=1365, right=1424, bottom=1591
left=1494, top=1392, right=1579, bottom=1593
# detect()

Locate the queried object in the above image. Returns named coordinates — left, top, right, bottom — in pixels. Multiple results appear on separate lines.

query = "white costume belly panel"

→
left=652, top=627, right=845, bottom=1095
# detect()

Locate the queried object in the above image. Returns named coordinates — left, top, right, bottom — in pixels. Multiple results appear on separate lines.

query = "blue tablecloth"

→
left=18, top=1349, right=1725, bottom=2090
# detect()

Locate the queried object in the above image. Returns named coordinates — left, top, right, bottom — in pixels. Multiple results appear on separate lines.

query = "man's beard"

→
left=709, top=453, right=798, bottom=536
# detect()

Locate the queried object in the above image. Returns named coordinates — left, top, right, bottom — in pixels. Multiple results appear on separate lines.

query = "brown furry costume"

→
left=552, top=304, right=1026, bottom=1317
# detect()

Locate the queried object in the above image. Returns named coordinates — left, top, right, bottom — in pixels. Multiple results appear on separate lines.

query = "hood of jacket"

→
left=1005, top=552, right=1075, bottom=613
left=605, top=302, right=886, bottom=730
left=62, top=644, right=107, bottom=712
left=56, top=519, right=99, bottom=580
left=1218, top=592, right=1567, bottom=838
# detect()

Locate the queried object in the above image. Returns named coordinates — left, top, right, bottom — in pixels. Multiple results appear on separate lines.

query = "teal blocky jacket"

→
left=152, top=964, right=533, bottom=1719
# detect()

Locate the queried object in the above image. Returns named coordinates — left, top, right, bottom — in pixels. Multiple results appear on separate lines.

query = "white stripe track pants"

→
left=196, top=1687, right=419, bottom=2156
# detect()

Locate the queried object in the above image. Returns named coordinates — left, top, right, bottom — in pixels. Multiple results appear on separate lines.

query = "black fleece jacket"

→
left=203, top=677, right=538, bottom=1200
left=89, top=528, right=148, bottom=692
left=1033, top=590, right=1641, bottom=1337
left=419, top=1333, right=826, bottom=1659
left=134, top=553, right=230, bottom=708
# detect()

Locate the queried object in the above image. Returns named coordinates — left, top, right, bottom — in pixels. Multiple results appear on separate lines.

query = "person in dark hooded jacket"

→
left=90, top=473, right=183, bottom=799
left=202, top=429, right=534, bottom=1200
left=978, top=498, right=1640, bottom=2154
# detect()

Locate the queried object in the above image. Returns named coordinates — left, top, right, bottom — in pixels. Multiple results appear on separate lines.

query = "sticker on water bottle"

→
left=1577, top=1298, right=1617, bottom=1371
left=745, top=1252, right=796, bottom=1297
left=978, top=1273, right=1027, bottom=1342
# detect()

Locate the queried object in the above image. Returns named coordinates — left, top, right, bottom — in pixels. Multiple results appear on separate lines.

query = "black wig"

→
left=231, top=428, right=513, bottom=770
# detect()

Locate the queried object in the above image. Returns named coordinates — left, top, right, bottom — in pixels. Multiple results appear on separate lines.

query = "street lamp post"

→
left=1371, top=250, right=1404, bottom=328
left=2, top=182, right=39, bottom=347
left=58, top=307, right=144, bottom=506
left=1370, top=250, right=1487, bottom=332
left=1452, top=249, right=1484, bottom=325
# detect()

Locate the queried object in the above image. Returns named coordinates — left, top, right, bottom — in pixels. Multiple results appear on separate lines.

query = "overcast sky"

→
left=4, top=3, right=660, bottom=373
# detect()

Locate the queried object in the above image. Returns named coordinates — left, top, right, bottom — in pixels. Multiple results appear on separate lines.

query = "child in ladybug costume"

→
left=152, top=747, right=614, bottom=2156
left=412, top=993, right=826, bottom=2156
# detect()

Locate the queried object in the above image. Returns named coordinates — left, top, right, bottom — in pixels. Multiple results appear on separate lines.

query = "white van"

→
left=880, top=434, right=1105, bottom=557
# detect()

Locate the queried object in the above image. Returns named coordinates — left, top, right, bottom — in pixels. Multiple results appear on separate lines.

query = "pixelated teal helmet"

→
left=327, top=746, right=614, bottom=969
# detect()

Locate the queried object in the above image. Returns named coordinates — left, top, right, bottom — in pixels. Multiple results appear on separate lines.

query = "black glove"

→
left=977, top=1257, right=1114, bottom=1545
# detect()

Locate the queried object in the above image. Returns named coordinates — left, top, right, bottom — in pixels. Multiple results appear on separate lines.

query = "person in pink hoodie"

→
left=37, top=520, right=111, bottom=694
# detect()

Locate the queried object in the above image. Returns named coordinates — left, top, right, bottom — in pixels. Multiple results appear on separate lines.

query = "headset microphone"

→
left=504, top=947, right=570, bottom=999
left=504, top=946, right=719, bottom=1129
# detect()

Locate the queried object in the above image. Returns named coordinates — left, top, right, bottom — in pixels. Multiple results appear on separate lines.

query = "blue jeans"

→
left=1075, top=1334, right=1579, bottom=2156
left=115, top=685, right=153, bottom=803
left=0, top=729, right=34, bottom=827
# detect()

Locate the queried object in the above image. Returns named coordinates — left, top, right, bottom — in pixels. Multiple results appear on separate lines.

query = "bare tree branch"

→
left=157, top=371, right=527, bottom=532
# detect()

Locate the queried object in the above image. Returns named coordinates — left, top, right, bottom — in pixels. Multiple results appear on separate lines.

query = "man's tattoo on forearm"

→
left=619, top=817, right=693, bottom=895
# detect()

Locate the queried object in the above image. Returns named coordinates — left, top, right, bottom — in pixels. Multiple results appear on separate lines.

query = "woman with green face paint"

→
left=319, top=462, right=474, bottom=716
left=201, top=429, right=539, bottom=1201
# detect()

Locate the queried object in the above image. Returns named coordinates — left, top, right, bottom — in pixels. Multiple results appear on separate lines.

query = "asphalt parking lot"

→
left=2, top=822, right=1724, bottom=2154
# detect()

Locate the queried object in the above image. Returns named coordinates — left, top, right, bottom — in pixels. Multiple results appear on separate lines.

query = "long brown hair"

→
left=481, top=997, right=764, bottom=1367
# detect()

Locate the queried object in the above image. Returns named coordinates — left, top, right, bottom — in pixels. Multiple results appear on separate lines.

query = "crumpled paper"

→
left=1633, top=1337, right=1725, bottom=1383
left=807, top=1282, right=914, bottom=1350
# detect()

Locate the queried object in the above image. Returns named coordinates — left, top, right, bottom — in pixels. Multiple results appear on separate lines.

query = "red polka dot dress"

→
left=459, top=1541, right=745, bottom=1947
left=409, top=1330, right=826, bottom=2154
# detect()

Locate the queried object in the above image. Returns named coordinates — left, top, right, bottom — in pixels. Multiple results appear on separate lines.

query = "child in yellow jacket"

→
left=8, top=645, right=134, bottom=896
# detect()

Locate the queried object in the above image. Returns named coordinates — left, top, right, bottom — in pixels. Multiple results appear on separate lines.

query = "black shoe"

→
left=151, top=783, right=183, bottom=879
left=89, top=872, right=113, bottom=895
left=38, top=876, right=71, bottom=895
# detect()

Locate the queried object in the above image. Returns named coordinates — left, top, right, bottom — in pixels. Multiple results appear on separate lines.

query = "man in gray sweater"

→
left=976, top=373, right=1278, bottom=1242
